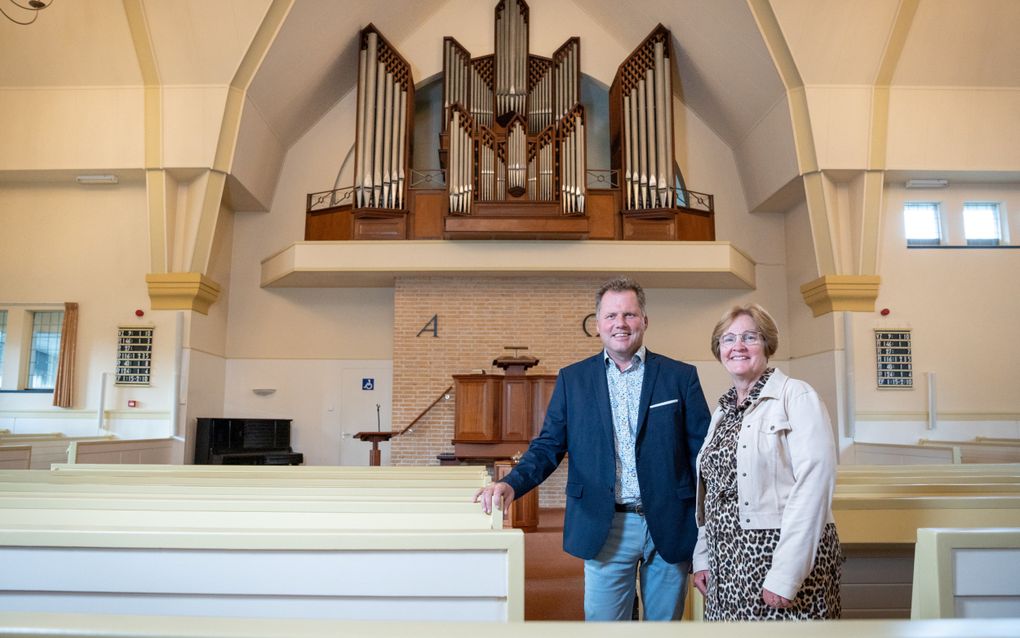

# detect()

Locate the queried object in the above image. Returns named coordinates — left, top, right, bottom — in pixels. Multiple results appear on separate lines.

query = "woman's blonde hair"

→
left=709, top=303, right=779, bottom=361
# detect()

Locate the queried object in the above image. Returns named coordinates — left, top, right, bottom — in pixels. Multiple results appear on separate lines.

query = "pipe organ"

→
left=611, top=25, right=678, bottom=212
left=354, top=26, right=413, bottom=212
left=440, top=0, right=584, bottom=215
left=331, top=6, right=714, bottom=242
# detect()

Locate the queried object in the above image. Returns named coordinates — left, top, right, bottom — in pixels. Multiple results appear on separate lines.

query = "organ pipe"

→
left=614, top=26, right=678, bottom=211
left=354, top=26, right=412, bottom=211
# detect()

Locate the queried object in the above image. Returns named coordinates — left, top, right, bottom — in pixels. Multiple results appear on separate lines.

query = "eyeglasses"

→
left=719, top=331, right=762, bottom=347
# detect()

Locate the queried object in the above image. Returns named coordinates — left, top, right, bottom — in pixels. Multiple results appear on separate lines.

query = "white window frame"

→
left=903, top=201, right=945, bottom=246
left=0, top=304, right=64, bottom=392
left=962, top=201, right=1007, bottom=246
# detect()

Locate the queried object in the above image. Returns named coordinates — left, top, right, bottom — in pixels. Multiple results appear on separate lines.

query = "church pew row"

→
left=911, top=528, right=1020, bottom=619
left=918, top=439, right=1020, bottom=464
left=839, top=463, right=1020, bottom=475
left=828, top=464, right=1020, bottom=619
left=1, top=615, right=1019, bottom=638
left=66, top=438, right=174, bottom=464
left=0, top=434, right=115, bottom=469
left=0, top=468, right=523, bottom=622
left=51, top=463, right=490, bottom=479
left=847, top=442, right=960, bottom=465
left=0, top=446, right=30, bottom=470
left=837, top=466, right=1020, bottom=484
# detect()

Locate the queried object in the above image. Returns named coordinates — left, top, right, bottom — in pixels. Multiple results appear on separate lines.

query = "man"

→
left=475, top=276, right=710, bottom=621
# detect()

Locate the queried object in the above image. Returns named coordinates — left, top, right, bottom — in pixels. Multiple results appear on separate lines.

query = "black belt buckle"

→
left=615, top=502, right=643, bottom=515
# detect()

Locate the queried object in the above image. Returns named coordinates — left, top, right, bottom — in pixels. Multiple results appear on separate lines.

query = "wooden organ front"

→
left=305, top=2, right=715, bottom=242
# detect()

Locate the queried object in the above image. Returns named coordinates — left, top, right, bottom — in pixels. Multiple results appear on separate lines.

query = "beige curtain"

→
left=52, top=302, right=78, bottom=408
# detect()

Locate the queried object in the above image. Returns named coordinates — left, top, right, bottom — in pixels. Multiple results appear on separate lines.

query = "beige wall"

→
left=855, top=183, right=1020, bottom=418
left=0, top=179, right=175, bottom=436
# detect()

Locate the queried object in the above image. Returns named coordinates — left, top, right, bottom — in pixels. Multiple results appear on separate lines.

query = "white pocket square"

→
left=649, top=399, right=678, bottom=409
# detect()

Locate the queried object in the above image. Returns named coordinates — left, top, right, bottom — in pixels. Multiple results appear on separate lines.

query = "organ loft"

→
left=305, top=0, right=716, bottom=242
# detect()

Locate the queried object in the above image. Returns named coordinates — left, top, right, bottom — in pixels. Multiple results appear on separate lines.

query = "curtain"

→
left=52, top=302, right=78, bottom=408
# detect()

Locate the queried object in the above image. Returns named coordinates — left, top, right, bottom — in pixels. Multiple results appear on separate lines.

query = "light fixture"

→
left=252, top=388, right=276, bottom=396
left=905, top=179, right=949, bottom=189
left=1, top=0, right=53, bottom=26
left=75, top=174, right=119, bottom=185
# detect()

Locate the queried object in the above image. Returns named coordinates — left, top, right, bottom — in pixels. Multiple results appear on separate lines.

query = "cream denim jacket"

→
left=692, top=368, right=837, bottom=600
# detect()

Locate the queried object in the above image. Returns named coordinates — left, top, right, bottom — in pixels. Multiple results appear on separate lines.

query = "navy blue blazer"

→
left=501, top=350, right=710, bottom=564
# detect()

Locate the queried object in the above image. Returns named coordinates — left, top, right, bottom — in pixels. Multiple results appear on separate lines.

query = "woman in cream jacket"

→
left=691, top=304, right=842, bottom=620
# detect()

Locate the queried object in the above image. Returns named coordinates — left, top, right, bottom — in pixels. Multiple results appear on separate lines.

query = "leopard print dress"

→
left=700, top=369, right=843, bottom=621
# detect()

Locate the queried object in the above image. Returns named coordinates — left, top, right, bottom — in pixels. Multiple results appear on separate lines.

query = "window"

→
left=0, top=310, right=6, bottom=387
left=26, top=310, right=63, bottom=390
left=903, top=202, right=942, bottom=246
left=963, top=202, right=1004, bottom=246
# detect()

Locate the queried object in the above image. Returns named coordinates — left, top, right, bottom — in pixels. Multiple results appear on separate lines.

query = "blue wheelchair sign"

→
left=362, top=378, right=375, bottom=391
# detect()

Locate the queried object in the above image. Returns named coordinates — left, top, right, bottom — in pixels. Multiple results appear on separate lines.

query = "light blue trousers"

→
left=583, top=511, right=689, bottom=621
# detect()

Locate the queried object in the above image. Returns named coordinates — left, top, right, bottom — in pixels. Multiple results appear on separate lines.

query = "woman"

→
left=691, top=304, right=842, bottom=620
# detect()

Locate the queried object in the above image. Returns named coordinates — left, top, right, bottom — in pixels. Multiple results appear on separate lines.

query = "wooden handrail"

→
left=396, top=385, right=453, bottom=437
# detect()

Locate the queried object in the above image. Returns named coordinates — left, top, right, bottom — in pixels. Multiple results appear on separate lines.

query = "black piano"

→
left=194, top=417, right=303, bottom=465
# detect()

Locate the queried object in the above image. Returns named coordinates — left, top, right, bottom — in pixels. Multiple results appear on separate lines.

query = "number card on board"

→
left=116, top=326, right=153, bottom=386
left=875, top=329, right=912, bottom=389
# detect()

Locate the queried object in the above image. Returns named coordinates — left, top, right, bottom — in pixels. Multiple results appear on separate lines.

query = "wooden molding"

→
left=145, top=272, right=221, bottom=315
left=799, top=275, right=880, bottom=316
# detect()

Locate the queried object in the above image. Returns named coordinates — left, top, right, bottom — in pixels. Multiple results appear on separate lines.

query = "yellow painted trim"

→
left=189, top=0, right=293, bottom=276
left=802, top=172, right=838, bottom=275
left=800, top=275, right=880, bottom=316
left=146, top=170, right=167, bottom=273
left=859, top=170, right=885, bottom=276
left=145, top=272, right=222, bottom=315
left=188, top=176, right=228, bottom=274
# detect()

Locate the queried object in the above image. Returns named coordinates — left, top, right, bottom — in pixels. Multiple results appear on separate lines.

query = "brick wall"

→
left=390, top=275, right=606, bottom=507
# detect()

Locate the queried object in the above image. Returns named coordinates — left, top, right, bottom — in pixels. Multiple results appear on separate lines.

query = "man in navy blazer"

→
left=476, top=277, right=710, bottom=621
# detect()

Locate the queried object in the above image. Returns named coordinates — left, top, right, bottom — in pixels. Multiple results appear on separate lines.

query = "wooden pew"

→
left=0, top=433, right=115, bottom=469
left=919, top=438, right=1020, bottom=464
left=1, top=614, right=1019, bottom=638
left=911, top=528, right=1020, bottom=619
left=51, top=463, right=489, bottom=478
left=0, top=447, right=30, bottom=470
left=831, top=465, right=1020, bottom=619
left=0, top=466, right=522, bottom=622
left=848, top=441, right=960, bottom=465
left=838, top=463, right=1020, bottom=482
left=66, top=438, right=174, bottom=464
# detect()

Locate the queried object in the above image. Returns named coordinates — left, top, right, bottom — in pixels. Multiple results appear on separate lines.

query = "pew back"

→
left=911, top=527, right=1020, bottom=619
left=66, top=438, right=174, bottom=464
left=0, top=465, right=522, bottom=622
left=0, top=447, right=30, bottom=470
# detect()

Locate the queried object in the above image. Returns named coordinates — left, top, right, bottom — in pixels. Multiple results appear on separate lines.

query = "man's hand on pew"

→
left=475, top=481, right=515, bottom=514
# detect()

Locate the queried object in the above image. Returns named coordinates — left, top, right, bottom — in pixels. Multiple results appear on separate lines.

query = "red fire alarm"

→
left=880, top=308, right=890, bottom=316
left=135, top=309, right=145, bottom=317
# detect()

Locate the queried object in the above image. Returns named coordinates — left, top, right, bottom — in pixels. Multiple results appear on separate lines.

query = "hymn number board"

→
left=875, top=329, right=912, bottom=389
left=116, top=326, right=153, bottom=386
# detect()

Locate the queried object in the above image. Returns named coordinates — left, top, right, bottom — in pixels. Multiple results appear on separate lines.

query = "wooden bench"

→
left=847, top=441, right=960, bottom=465
left=837, top=463, right=1020, bottom=484
left=0, top=614, right=1018, bottom=638
left=0, top=466, right=522, bottom=622
left=911, top=527, right=1020, bottom=619
left=66, top=438, right=174, bottom=464
left=0, top=447, right=30, bottom=470
left=919, top=439, right=1020, bottom=464
left=830, top=464, right=1020, bottom=619
left=0, top=434, right=115, bottom=469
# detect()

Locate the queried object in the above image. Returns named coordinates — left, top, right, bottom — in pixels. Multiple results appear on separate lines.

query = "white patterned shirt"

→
left=604, top=346, right=646, bottom=505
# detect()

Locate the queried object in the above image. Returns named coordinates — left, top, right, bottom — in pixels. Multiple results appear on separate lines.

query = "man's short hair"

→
left=595, top=276, right=646, bottom=315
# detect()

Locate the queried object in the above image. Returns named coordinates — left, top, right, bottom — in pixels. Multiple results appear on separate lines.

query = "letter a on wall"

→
left=417, top=314, right=439, bottom=337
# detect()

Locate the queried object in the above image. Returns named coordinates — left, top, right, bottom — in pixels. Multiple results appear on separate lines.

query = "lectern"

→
left=452, top=348, right=557, bottom=530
